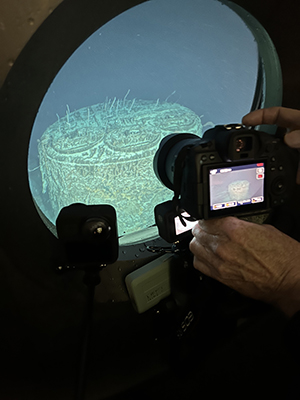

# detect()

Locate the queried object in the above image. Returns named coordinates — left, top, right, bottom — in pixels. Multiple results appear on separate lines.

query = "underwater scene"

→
left=28, top=0, right=258, bottom=242
left=35, top=96, right=203, bottom=236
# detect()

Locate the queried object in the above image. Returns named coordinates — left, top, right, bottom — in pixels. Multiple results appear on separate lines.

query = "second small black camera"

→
left=56, top=203, right=118, bottom=266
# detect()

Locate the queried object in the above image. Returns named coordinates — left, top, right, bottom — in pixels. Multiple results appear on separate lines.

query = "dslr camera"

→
left=154, top=124, right=299, bottom=243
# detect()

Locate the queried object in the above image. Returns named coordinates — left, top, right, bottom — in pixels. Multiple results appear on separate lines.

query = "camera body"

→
left=154, top=124, right=298, bottom=242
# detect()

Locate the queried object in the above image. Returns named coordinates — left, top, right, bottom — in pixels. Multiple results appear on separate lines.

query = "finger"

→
left=193, top=256, right=214, bottom=278
left=189, top=237, right=220, bottom=277
left=190, top=227, right=241, bottom=276
left=284, top=130, right=300, bottom=148
left=193, top=216, right=239, bottom=237
left=242, top=107, right=300, bottom=129
left=189, top=235, right=222, bottom=266
left=191, top=225, right=219, bottom=255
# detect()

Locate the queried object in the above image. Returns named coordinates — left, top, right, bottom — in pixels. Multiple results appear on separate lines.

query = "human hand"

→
left=242, top=106, right=300, bottom=183
left=189, top=217, right=300, bottom=318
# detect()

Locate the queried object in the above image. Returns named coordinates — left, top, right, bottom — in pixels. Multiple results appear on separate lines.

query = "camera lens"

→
left=82, top=218, right=112, bottom=241
left=153, top=133, right=199, bottom=189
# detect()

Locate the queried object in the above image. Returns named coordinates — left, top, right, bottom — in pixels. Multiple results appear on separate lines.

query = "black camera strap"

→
left=172, top=145, right=193, bottom=227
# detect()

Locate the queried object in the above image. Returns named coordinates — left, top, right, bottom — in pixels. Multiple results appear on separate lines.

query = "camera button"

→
left=209, top=154, right=215, bottom=160
left=271, top=156, right=276, bottom=162
left=270, top=167, right=276, bottom=172
left=272, top=177, right=286, bottom=195
left=201, top=155, right=207, bottom=162
left=278, top=165, right=284, bottom=171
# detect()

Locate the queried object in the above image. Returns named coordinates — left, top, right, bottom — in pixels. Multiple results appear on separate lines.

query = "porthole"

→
left=27, top=0, right=270, bottom=251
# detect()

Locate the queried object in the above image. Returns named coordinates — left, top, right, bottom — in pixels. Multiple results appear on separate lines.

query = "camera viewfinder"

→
left=235, top=136, right=252, bottom=152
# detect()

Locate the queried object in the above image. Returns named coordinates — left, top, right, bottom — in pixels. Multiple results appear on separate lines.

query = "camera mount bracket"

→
left=55, top=203, right=119, bottom=400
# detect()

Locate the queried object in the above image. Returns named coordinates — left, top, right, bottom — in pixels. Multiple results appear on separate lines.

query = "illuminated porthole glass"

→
left=28, top=0, right=259, bottom=246
left=36, top=98, right=203, bottom=242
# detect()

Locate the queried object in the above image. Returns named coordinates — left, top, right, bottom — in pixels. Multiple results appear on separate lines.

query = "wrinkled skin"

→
left=189, top=107, right=300, bottom=318
left=190, top=217, right=300, bottom=317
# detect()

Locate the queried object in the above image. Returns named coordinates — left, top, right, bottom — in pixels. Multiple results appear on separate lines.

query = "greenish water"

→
left=37, top=98, right=203, bottom=237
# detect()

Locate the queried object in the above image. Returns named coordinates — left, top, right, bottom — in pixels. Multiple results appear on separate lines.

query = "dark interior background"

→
left=235, top=0, right=300, bottom=111
left=1, top=1, right=300, bottom=399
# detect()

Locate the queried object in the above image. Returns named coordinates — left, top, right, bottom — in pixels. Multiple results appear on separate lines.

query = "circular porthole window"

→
left=28, top=0, right=266, bottom=248
left=30, top=98, right=203, bottom=246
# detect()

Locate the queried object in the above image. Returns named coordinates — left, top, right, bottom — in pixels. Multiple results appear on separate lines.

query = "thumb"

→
left=284, top=130, right=300, bottom=148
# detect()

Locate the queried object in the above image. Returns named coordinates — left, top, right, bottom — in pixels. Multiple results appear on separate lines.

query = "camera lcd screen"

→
left=174, top=212, right=198, bottom=235
left=209, top=162, right=265, bottom=211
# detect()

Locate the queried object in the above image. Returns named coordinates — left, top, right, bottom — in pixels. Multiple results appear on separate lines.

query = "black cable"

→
left=75, top=268, right=101, bottom=400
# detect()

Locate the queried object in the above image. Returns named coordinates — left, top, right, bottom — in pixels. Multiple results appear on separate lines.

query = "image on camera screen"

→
left=209, top=163, right=264, bottom=211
